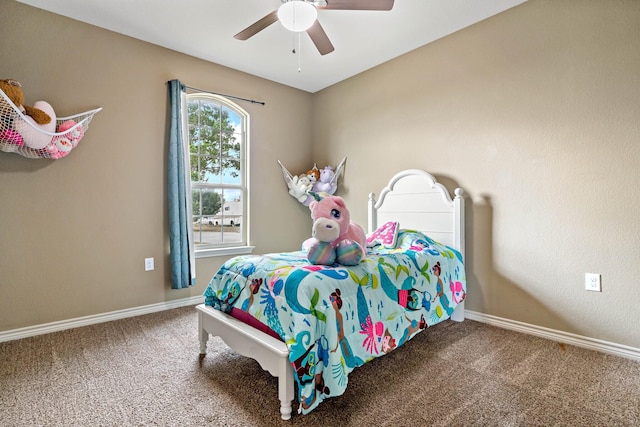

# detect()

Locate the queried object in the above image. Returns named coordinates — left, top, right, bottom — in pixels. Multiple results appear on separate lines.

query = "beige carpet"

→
left=1, top=305, right=638, bottom=426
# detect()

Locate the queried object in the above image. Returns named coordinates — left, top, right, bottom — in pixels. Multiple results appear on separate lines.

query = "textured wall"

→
left=0, top=0, right=313, bottom=330
left=3, top=0, right=639, bottom=351
left=312, top=0, right=640, bottom=348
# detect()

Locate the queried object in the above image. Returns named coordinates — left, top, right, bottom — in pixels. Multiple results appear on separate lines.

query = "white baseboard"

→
left=3, top=301, right=638, bottom=362
left=0, top=296, right=204, bottom=343
left=465, top=310, right=640, bottom=362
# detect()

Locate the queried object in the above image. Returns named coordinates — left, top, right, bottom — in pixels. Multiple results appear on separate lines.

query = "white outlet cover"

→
left=585, top=273, right=601, bottom=292
left=145, top=257, right=154, bottom=271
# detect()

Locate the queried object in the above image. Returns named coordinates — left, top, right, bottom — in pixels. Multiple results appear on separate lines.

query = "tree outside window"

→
left=187, top=93, right=247, bottom=248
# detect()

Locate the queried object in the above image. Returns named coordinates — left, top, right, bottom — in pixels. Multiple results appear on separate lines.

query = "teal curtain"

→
left=167, top=79, right=195, bottom=289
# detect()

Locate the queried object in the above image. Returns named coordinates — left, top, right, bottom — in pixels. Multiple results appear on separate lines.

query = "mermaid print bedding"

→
left=203, top=229, right=466, bottom=414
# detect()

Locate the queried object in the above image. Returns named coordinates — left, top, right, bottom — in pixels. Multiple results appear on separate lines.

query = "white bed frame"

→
left=196, top=169, right=465, bottom=420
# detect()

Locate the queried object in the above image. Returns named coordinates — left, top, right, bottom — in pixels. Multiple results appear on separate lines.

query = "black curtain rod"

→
left=184, top=85, right=265, bottom=106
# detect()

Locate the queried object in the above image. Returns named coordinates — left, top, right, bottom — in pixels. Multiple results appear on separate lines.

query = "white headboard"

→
left=368, top=169, right=465, bottom=257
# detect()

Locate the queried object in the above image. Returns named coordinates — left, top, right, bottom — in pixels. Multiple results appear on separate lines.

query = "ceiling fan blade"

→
left=234, top=10, right=279, bottom=40
left=307, top=20, right=335, bottom=55
left=321, top=0, right=394, bottom=11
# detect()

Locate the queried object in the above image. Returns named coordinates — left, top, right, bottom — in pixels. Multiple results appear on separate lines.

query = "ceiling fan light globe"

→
left=278, top=1, right=317, bottom=32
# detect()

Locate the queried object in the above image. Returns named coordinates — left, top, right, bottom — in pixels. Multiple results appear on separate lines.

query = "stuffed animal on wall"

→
left=287, top=173, right=313, bottom=203
left=312, top=165, right=338, bottom=195
left=45, top=135, right=73, bottom=159
left=58, top=119, right=84, bottom=147
left=306, top=165, right=320, bottom=184
left=0, top=79, right=57, bottom=150
left=14, top=100, right=56, bottom=149
left=0, top=128, right=24, bottom=147
left=302, top=193, right=367, bottom=266
left=0, top=79, right=51, bottom=125
left=44, top=119, right=85, bottom=158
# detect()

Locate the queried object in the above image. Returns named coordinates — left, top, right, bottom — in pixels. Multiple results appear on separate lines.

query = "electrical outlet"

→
left=585, top=273, right=601, bottom=292
left=145, top=257, right=154, bottom=271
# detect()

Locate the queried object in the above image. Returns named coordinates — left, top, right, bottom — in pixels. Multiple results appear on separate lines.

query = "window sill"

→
left=194, top=245, right=255, bottom=259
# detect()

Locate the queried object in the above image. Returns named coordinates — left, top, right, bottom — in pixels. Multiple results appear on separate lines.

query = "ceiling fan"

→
left=234, top=0, right=395, bottom=55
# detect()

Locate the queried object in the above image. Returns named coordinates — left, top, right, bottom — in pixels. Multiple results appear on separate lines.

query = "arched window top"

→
left=187, top=92, right=249, bottom=118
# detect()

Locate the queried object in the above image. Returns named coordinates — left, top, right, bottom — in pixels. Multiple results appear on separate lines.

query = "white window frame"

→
left=186, top=93, right=253, bottom=258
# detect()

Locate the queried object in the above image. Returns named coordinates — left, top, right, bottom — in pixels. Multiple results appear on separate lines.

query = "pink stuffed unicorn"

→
left=302, top=193, right=367, bottom=266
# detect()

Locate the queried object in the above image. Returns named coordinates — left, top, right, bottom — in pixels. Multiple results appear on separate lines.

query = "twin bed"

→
left=196, top=169, right=466, bottom=419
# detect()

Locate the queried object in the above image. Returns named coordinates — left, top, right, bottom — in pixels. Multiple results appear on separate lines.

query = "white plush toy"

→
left=287, top=174, right=313, bottom=203
left=14, top=100, right=56, bottom=149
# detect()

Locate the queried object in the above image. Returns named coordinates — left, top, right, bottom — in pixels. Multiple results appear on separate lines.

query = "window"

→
left=187, top=93, right=249, bottom=254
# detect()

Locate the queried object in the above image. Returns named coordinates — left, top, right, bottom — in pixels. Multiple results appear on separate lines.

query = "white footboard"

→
left=196, top=304, right=295, bottom=420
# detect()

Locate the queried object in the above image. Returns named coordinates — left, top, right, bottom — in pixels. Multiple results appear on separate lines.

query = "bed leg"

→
left=451, top=301, right=465, bottom=322
left=197, top=311, right=209, bottom=355
left=278, top=360, right=295, bottom=420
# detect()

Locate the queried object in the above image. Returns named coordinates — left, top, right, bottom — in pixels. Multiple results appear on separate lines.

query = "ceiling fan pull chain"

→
left=298, top=32, right=302, bottom=72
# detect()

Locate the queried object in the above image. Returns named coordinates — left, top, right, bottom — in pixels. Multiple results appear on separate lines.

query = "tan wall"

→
left=312, top=0, right=640, bottom=348
left=0, top=0, right=314, bottom=330
left=3, top=0, right=639, bottom=351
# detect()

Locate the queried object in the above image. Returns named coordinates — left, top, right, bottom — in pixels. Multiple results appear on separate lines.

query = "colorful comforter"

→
left=203, top=230, right=466, bottom=414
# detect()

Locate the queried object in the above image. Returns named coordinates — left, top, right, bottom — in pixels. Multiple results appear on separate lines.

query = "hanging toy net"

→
left=0, top=87, right=101, bottom=159
left=278, top=157, right=347, bottom=206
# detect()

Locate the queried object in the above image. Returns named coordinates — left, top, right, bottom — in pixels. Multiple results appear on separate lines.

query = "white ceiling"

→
left=17, top=0, right=526, bottom=93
